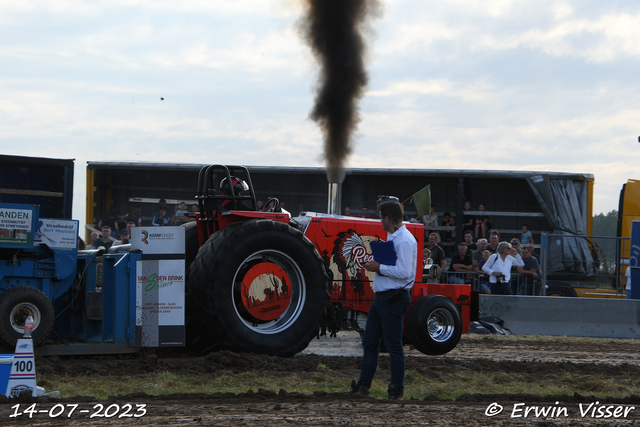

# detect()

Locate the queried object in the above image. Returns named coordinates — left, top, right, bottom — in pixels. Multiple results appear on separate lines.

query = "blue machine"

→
left=0, top=203, right=183, bottom=355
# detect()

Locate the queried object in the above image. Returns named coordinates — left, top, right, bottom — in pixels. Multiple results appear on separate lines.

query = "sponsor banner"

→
left=33, top=219, right=78, bottom=250
left=135, top=259, right=185, bottom=347
left=0, top=207, right=34, bottom=246
left=131, top=226, right=185, bottom=254
left=630, top=221, right=640, bottom=299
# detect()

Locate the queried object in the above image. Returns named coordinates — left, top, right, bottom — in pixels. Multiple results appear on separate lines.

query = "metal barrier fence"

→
left=438, top=271, right=532, bottom=295
left=435, top=233, right=629, bottom=298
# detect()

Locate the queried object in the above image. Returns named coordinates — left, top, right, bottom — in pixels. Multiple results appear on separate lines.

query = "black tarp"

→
left=527, top=175, right=595, bottom=277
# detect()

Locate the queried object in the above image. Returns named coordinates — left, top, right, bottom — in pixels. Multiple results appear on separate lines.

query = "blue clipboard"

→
left=369, top=241, right=397, bottom=266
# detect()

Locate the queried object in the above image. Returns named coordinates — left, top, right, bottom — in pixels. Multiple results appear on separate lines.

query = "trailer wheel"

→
left=186, top=219, right=329, bottom=356
left=546, top=285, right=577, bottom=297
left=0, top=286, right=55, bottom=347
left=406, top=295, right=462, bottom=355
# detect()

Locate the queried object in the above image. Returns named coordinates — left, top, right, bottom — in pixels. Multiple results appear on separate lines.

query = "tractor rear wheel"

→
left=0, top=286, right=55, bottom=347
left=186, top=219, right=329, bottom=356
left=406, top=295, right=462, bottom=355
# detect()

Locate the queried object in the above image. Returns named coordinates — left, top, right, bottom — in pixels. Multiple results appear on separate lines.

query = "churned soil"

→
left=3, top=333, right=640, bottom=426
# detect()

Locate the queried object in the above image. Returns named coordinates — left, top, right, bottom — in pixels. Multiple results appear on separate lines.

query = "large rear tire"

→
left=0, top=286, right=55, bottom=347
left=186, top=219, right=329, bottom=356
left=406, top=295, right=462, bottom=355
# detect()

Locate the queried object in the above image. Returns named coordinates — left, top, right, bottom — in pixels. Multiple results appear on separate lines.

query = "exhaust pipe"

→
left=326, top=167, right=345, bottom=215
left=328, top=182, right=341, bottom=215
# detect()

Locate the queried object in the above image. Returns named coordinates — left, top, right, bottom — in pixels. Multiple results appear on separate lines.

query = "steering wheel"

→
left=262, top=197, right=280, bottom=212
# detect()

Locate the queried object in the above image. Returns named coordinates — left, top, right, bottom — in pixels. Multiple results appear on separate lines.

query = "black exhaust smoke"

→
left=301, top=0, right=381, bottom=184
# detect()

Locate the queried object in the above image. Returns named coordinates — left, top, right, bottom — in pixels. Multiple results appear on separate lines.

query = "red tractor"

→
left=185, top=165, right=478, bottom=357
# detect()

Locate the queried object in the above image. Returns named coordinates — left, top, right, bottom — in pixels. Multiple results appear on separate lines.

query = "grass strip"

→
left=37, top=368, right=640, bottom=400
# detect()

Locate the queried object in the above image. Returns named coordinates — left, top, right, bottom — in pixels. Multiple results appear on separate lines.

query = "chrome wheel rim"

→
left=427, top=308, right=455, bottom=343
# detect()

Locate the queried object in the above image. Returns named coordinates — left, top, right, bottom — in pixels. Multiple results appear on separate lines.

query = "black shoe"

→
left=388, top=384, right=404, bottom=400
left=350, top=380, right=371, bottom=397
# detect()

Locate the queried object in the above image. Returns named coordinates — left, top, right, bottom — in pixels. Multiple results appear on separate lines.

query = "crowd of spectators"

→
left=418, top=205, right=541, bottom=295
left=97, top=201, right=199, bottom=231
left=90, top=200, right=201, bottom=250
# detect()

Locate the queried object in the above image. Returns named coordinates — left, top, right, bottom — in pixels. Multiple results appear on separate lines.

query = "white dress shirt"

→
left=482, top=252, right=524, bottom=283
left=375, top=225, right=418, bottom=292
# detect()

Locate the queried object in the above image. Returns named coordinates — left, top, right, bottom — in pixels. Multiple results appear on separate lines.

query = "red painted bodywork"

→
left=301, top=214, right=472, bottom=333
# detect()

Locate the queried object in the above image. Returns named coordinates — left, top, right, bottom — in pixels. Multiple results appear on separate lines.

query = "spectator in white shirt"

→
left=482, top=241, right=524, bottom=295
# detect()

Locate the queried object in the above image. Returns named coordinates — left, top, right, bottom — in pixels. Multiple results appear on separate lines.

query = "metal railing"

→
left=539, top=233, right=629, bottom=298
left=430, top=234, right=629, bottom=298
left=438, top=271, right=531, bottom=295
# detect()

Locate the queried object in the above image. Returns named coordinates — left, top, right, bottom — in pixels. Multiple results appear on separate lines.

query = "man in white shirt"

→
left=350, top=200, right=417, bottom=400
left=482, top=241, right=524, bottom=295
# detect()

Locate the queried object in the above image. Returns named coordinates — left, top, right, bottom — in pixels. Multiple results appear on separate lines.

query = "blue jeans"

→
left=357, top=290, right=411, bottom=389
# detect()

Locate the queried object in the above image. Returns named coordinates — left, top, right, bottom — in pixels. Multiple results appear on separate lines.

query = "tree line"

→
left=592, top=210, right=618, bottom=264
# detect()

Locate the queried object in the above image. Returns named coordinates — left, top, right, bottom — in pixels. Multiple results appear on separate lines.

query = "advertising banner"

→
left=135, top=259, right=185, bottom=346
left=130, top=226, right=185, bottom=255
left=133, top=225, right=185, bottom=347
left=0, top=205, right=36, bottom=247
left=33, top=218, right=78, bottom=250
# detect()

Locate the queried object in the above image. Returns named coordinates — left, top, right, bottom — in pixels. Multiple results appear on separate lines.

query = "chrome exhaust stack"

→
left=326, top=167, right=345, bottom=215
left=328, top=182, right=341, bottom=215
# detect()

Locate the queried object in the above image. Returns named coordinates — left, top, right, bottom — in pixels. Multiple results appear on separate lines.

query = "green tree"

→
left=592, top=210, right=617, bottom=236
left=592, top=210, right=618, bottom=267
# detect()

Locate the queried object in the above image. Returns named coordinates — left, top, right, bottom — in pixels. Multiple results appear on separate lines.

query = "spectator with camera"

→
left=482, top=241, right=524, bottom=295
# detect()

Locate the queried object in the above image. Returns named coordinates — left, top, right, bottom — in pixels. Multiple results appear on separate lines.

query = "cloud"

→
left=376, top=0, right=640, bottom=63
left=2, top=0, right=640, bottom=221
left=366, top=78, right=496, bottom=105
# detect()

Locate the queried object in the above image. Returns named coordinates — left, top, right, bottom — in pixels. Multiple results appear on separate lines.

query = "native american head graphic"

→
left=332, top=229, right=373, bottom=276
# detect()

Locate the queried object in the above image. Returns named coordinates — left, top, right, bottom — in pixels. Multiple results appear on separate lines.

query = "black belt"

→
left=377, top=288, right=410, bottom=296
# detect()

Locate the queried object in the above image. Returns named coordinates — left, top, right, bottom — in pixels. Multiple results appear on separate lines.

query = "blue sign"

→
left=629, top=221, right=640, bottom=299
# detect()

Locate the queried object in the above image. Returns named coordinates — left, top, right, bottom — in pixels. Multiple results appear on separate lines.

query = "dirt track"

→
left=3, top=333, right=640, bottom=426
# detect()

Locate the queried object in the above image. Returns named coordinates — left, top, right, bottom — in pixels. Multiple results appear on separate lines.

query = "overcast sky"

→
left=2, top=0, right=639, bottom=224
